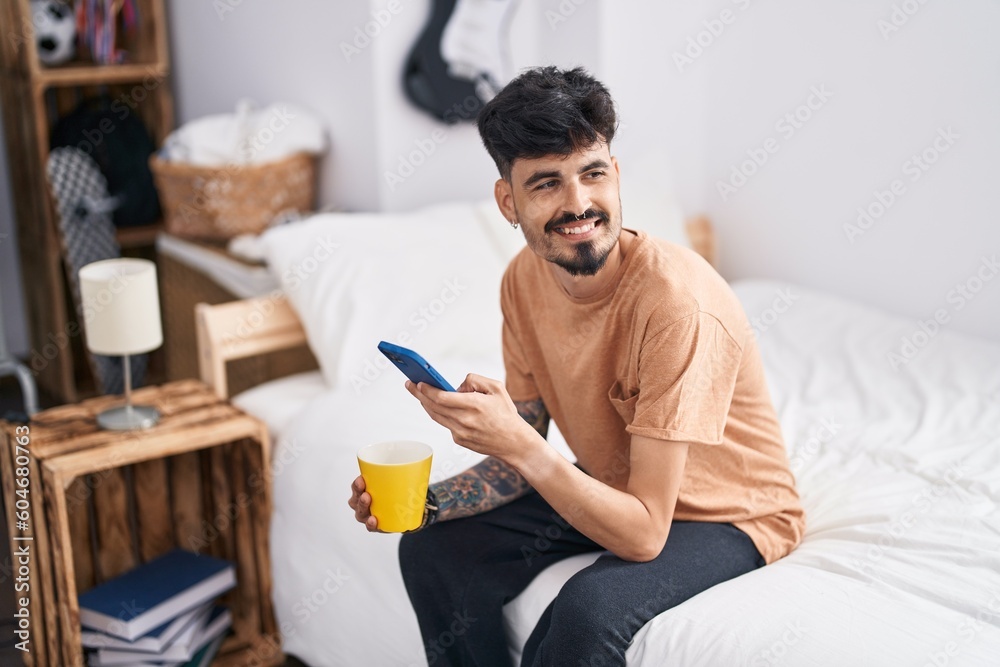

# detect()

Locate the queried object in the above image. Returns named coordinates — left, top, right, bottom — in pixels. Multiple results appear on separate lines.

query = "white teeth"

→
left=557, top=221, right=596, bottom=235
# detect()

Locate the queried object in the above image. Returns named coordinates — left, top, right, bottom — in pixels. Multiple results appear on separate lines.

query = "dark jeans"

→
left=399, top=490, right=765, bottom=667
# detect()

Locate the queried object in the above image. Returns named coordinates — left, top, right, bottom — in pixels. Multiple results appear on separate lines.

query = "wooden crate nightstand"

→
left=0, top=380, right=283, bottom=667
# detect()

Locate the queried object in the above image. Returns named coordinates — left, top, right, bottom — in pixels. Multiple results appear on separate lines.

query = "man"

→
left=349, top=66, right=805, bottom=666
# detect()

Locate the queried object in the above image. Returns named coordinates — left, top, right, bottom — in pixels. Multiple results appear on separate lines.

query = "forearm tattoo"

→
left=516, top=397, right=550, bottom=440
left=430, top=399, right=550, bottom=521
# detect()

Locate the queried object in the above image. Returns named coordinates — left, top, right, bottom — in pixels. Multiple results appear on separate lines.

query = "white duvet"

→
left=235, top=280, right=1000, bottom=667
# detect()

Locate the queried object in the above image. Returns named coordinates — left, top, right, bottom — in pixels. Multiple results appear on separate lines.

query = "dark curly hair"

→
left=476, top=66, right=618, bottom=181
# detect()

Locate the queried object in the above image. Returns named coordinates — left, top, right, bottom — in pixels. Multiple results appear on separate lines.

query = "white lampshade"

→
left=79, top=258, right=163, bottom=356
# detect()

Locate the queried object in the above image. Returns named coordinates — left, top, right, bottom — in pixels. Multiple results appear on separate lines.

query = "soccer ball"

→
left=31, top=0, right=77, bottom=67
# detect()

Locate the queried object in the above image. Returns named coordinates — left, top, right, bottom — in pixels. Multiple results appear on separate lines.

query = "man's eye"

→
left=587, top=171, right=605, bottom=179
left=537, top=180, right=557, bottom=190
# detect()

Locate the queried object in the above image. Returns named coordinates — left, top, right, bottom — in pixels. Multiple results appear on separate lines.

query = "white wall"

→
left=595, top=0, right=1000, bottom=340
left=698, top=0, right=1000, bottom=340
left=167, top=0, right=382, bottom=211
left=2, top=0, right=998, bottom=358
left=598, top=1, right=709, bottom=243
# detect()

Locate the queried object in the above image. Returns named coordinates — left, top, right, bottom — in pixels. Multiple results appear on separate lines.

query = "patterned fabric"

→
left=46, top=147, right=147, bottom=395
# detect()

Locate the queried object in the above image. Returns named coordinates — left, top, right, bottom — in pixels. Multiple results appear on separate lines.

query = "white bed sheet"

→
left=232, top=370, right=327, bottom=437
left=234, top=280, right=1000, bottom=667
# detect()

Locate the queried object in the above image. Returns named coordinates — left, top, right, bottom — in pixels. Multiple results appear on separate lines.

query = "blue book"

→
left=78, top=550, right=236, bottom=642
left=88, top=606, right=232, bottom=667
left=80, top=602, right=207, bottom=652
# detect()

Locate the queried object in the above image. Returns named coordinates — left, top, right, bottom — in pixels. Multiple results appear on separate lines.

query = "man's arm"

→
left=513, top=433, right=688, bottom=562
left=430, top=399, right=548, bottom=522
left=406, top=376, right=689, bottom=561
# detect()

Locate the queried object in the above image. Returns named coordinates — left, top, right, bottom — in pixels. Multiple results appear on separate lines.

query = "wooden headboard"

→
left=195, top=297, right=308, bottom=399
left=196, top=217, right=717, bottom=398
left=684, top=215, right=716, bottom=267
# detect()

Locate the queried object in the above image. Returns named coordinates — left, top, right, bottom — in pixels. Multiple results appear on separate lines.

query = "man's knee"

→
left=539, top=582, right=623, bottom=667
left=549, top=572, right=610, bottom=633
left=399, top=528, right=437, bottom=580
left=538, top=575, right=632, bottom=667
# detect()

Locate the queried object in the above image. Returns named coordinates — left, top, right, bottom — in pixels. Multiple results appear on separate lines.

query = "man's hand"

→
left=405, top=374, right=544, bottom=464
left=347, top=475, right=381, bottom=532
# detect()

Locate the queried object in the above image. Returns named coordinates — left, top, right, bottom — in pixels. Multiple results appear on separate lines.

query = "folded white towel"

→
left=162, top=99, right=326, bottom=166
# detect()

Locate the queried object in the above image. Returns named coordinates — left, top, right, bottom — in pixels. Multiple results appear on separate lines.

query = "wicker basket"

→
left=150, top=151, right=318, bottom=240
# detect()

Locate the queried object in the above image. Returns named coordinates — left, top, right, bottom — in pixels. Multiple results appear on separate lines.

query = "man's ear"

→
left=611, top=155, right=621, bottom=178
left=494, top=178, right=516, bottom=224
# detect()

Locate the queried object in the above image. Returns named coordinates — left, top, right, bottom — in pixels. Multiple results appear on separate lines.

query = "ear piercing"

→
left=509, top=220, right=519, bottom=229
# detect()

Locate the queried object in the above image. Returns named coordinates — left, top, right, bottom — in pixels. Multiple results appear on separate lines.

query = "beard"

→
left=552, top=231, right=609, bottom=276
left=517, top=203, right=623, bottom=277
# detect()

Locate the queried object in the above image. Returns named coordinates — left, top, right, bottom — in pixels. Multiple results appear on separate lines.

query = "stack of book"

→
left=79, top=549, right=236, bottom=667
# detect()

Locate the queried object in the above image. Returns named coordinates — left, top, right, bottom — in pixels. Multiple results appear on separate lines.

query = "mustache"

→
left=545, top=209, right=609, bottom=233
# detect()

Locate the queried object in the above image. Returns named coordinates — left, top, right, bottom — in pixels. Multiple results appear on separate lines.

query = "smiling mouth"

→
left=549, top=210, right=607, bottom=236
left=554, top=219, right=599, bottom=235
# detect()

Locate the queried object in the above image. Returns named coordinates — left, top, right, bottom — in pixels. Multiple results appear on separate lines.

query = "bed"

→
left=195, top=201, right=1000, bottom=666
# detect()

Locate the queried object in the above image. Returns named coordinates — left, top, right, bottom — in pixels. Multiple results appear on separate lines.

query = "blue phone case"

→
left=377, top=341, right=456, bottom=392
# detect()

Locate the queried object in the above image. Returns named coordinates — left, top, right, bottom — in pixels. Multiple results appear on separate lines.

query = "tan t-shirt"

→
left=500, top=229, right=805, bottom=564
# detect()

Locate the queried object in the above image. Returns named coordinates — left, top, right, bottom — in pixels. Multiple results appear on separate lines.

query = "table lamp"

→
left=79, top=258, right=163, bottom=430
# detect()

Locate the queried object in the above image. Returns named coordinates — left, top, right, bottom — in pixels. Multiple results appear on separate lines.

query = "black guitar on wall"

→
left=403, top=0, right=516, bottom=124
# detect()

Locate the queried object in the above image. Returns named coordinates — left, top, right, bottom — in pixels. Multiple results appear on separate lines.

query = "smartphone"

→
left=377, top=341, right=456, bottom=392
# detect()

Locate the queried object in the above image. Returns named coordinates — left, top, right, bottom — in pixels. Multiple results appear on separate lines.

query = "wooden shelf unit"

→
left=36, top=63, right=170, bottom=88
left=0, top=0, right=175, bottom=404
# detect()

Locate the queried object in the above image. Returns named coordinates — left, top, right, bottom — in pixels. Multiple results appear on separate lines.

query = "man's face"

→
left=497, top=142, right=623, bottom=277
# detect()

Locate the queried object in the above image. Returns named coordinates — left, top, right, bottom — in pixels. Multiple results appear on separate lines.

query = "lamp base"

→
left=96, top=404, right=161, bottom=431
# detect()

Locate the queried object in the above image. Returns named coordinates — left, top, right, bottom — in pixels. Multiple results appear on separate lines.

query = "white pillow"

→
left=261, top=201, right=521, bottom=391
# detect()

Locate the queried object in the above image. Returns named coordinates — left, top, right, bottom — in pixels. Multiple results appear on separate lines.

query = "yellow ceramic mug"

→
left=357, top=441, right=433, bottom=532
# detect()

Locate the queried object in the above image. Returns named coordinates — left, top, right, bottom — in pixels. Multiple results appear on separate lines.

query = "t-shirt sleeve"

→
left=500, top=270, right=540, bottom=402
left=502, top=316, right=539, bottom=401
left=625, top=312, right=742, bottom=445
